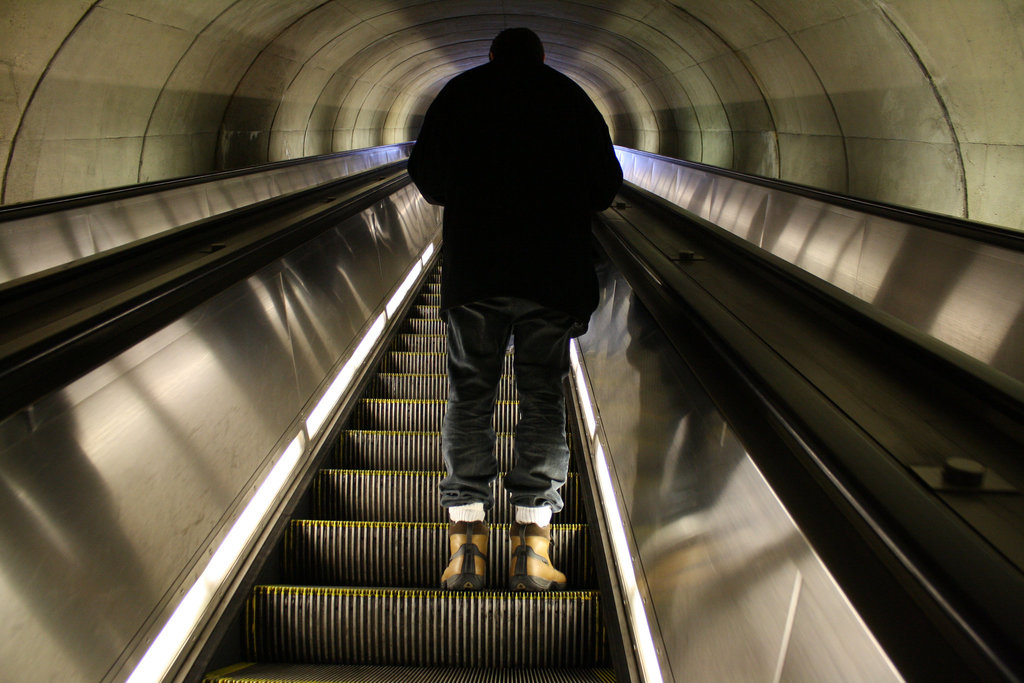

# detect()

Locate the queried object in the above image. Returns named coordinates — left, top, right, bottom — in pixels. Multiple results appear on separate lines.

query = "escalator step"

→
left=313, top=470, right=584, bottom=523
left=283, top=521, right=595, bottom=588
left=245, top=586, right=608, bottom=667
left=378, top=351, right=514, bottom=375
left=390, top=334, right=447, bottom=353
left=362, top=373, right=516, bottom=401
left=412, top=303, right=441, bottom=319
left=335, top=431, right=514, bottom=471
left=347, top=398, right=518, bottom=432
left=205, top=663, right=615, bottom=682
left=401, top=318, right=445, bottom=335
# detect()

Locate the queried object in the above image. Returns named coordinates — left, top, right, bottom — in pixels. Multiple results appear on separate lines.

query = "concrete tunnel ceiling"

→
left=2, top=1, right=1023, bottom=230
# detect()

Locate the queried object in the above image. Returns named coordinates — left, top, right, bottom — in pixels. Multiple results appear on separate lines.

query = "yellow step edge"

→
left=289, top=520, right=588, bottom=531
left=252, top=585, right=600, bottom=601
left=340, top=429, right=516, bottom=436
left=357, top=398, right=518, bottom=405
left=373, top=373, right=514, bottom=379
left=386, top=351, right=513, bottom=355
left=322, top=469, right=578, bottom=479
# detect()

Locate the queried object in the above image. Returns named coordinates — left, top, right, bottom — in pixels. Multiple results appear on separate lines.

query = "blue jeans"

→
left=440, top=297, right=578, bottom=513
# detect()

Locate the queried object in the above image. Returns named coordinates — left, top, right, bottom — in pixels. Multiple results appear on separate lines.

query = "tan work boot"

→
left=441, top=521, right=489, bottom=590
left=509, top=522, right=567, bottom=591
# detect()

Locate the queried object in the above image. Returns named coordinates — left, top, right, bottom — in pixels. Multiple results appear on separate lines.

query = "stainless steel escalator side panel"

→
left=574, top=258, right=902, bottom=682
left=0, top=143, right=412, bottom=285
left=0, top=183, right=439, bottom=682
left=615, top=147, right=1024, bottom=383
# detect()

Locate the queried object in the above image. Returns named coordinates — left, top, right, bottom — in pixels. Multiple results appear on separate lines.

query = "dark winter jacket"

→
left=407, top=60, right=622, bottom=324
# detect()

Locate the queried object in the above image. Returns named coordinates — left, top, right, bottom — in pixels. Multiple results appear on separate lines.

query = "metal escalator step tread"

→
left=401, top=318, right=445, bottom=335
left=334, top=431, right=515, bottom=471
left=205, top=663, right=616, bottom=682
left=313, top=470, right=584, bottom=523
left=378, top=352, right=513, bottom=374
left=362, top=374, right=516, bottom=401
left=389, top=334, right=447, bottom=353
left=347, top=398, right=518, bottom=432
left=412, top=304, right=441, bottom=319
left=283, top=521, right=596, bottom=588
left=245, top=586, right=609, bottom=667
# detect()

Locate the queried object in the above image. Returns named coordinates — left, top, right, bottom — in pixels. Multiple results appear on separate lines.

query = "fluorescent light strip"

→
left=305, top=312, right=386, bottom=438
left=420, top=242, right=435, bottom=265
left=386, top=259, right=423, bottom=318
left=571, top=341, right=663, bottom=683
left=569, top=343, right=597, bottom=438
left=127, top=435, right=304, bottom=683
left=309, top=243, right=433, bottom=438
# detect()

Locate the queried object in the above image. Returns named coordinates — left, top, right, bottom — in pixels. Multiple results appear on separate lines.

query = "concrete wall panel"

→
left=682, top=0, right=788, bottom=49
left=741, top=37, right=840, bottom=137
left=0, top=0, right=93, bottom=201
left=5, top=6, right=192, bottom=200
left=752, top=0, right=869, bottom=34
left=847, top=137, right=963, bottom=217
left=882, top=0, right=1024, bottom=226
left=140, top=31, right=257, bottom=181
left=795, top=9, right=951, bottom=144
left=673, top=65, right=732, bottom=166
left=216, top=1, right=345, bottom=168
left=963, top=142, right=1024, bottom=230
left=777, top=133, right=848, bottom=192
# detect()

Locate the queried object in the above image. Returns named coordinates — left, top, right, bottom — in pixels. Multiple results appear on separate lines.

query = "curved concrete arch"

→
left=217, top=3, right=382, bottom=169
left=4, top=2, right=199, bottom=201
left=137, top=0, right=259, bottom=182
left=657, top=1, right=781, bottom=174
left=0, top=1, right=101, bottom=203
left=282, top=9, right=679, bottom=158
left=1, top=0, right=1022, bottom=229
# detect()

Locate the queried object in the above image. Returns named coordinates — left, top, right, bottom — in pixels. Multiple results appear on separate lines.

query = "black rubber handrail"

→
left=620, top=182, right=1024, bottom=419
left=593, top=197, right=1024, bottom=681
left=619, top=147, right=1024, bottom=252
left=0, top=143, right=412, bottom=220
left=0, top=166, right=411, bottom=421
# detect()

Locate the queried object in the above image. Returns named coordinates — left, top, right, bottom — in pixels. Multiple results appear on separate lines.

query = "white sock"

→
left=448, top=502, right=485, bottom=523
left=515, top=505, right=552, bottom=527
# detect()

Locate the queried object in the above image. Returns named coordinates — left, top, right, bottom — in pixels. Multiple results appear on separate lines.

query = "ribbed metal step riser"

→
left=412, top=304, right=441, bottom=320
left=313, top=471, right=584, bottom=523
left=390, top=334, right=447, bottom=354
left=401, top=318, right=446, bottom=335
left=246, top=587, right=608, bottom=667
left=378, top=352, right=515, bottom=375
left=335, top=431, right=516, bottom=472
left=205, top=663, right=616, bottom=683
left=284, top=523, right=595, bottom=588
left=362, top=374, right=517, bottom=401
left=347, top=399, right=519, bottom=433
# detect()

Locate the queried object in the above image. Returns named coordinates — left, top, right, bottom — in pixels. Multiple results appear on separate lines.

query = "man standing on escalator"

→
left=408, top=27, right=622, bottom=591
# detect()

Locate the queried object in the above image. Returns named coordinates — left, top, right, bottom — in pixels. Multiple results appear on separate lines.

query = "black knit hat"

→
left=490, top=28, right=544, bottom=65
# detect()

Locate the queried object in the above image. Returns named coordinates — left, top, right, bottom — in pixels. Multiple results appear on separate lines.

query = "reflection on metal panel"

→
left=575, top=257, right=901, bottom=681
left=615, top=147, right=1024, bottom=382
left=0, top=184, right=440, bottom=681
left=0, top=144, right=412, bottom=285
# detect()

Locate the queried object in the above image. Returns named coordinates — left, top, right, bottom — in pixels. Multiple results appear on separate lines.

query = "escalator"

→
left=3, top=145, right=1023, bottom=682
left=202, top=267, right=617, bottom=682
